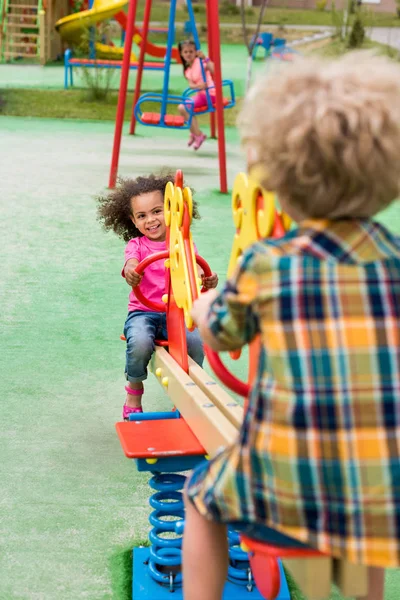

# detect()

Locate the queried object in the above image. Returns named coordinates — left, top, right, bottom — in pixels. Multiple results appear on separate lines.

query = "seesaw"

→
left=116, top=170, right=369, bottom=599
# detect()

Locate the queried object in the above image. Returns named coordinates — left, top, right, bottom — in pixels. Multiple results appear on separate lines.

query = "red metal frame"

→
left=109, top=0, right=139, bottom=188
left=108, top=0, right=228, bottom=193
left=206, top=0, right=227, bottom=193
left=129, top=0, right=152, bottom=135
left=206, top=0, right=216, bottom=140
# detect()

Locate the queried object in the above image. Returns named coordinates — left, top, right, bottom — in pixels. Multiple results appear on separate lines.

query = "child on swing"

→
left=97, top=173, right=218, bottom=420
left=177, top=39, right=215, bottom=150
left=183, top=52, right=400, bottom=600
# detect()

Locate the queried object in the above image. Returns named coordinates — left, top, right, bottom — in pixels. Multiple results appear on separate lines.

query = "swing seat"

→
left=141, top=113, right=185, bottom=127
left=183, top=79, right=236, bottom=116
left=134, top=92, right=194, bottom=130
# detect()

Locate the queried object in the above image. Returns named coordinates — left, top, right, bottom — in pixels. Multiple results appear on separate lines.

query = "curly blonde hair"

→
left=238, top=52, right=400, bottom=220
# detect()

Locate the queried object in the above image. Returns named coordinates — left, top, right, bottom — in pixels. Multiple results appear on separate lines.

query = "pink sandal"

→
left=123, top=385, right=143, bottom=420
left=188, top=133, right=195, bottom=147
left=193, top=133, right=206, bottom=150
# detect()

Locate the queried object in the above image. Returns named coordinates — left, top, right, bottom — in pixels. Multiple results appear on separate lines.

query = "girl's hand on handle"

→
left=197, top=50, right=206, bottom=59
left=202, top=272, right=218, bottom=290
left=197, top=82, right=208, bottom=90
left=124, top=262, right=143, bottom=287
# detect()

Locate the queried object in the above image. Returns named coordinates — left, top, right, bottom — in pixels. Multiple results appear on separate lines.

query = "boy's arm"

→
left=192, top=246, right=265, bottom=352
left=192, top=290, right=226, bottom=351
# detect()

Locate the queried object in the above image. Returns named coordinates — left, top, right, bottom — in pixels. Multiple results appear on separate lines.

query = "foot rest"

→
left=241, top=535, right=368, bottom=600
left=241, top=535, right=324, bottom=600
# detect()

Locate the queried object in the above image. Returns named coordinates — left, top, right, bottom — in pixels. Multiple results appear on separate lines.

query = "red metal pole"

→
left=206, top=1, right=216, bottom=139
left=108, top=0, right=139, bottom=188
left=129, top=0, right=152, bottom=135
left=207, top=0, right=227, bottom=193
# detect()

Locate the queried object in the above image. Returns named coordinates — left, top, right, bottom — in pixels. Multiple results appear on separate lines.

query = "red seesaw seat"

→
left=141, top=113, right=185, bottom=127
left=116, top=417, right=205, bottom=459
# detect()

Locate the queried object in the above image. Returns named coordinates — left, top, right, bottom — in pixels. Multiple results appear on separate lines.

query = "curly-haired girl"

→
left=97, top=173, right=218, bottom=420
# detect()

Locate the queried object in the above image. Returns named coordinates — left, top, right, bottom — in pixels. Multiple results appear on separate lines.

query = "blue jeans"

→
left=124, top=311, right=204, bottom=383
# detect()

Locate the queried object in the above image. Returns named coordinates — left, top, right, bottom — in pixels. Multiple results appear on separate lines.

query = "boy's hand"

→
left=191, top=289, right=219, bottom=326
left=202, top=272, right=218, bottom=290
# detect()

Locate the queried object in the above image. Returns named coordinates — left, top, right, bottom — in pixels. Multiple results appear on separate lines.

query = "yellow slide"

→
left=55, top=0, right=137, bottom=61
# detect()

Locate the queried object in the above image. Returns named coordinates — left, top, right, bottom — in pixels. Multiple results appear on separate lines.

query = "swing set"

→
left=133, top=0, right=235, bottom=128
left=109, top=0, right=234, bottom=193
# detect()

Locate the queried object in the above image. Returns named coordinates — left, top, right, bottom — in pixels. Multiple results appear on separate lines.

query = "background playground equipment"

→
left=133, top=0, right=235, bottom=128
left=55, top=0, right=181, bottom=61
left=109, top=0, right=231, bottom=194
left=63, top=46, right=165, bottom=88
left=251, top=32, right=286, bottom=60
left=116, top=169, right=371, bottom=599
left=251, top=32, right=299, bottom=63
left=0, top=0, right=68, bottom=63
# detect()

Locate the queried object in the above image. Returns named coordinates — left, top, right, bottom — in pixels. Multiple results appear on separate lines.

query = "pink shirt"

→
left=185, top=57, right=215, bottom=92
left=122, top=236, right=198, bottom=312
left=122, top=237, right=167, bottom=312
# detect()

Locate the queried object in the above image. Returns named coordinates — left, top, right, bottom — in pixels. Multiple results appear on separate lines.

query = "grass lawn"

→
left=0, top=87, right=243, bottom=123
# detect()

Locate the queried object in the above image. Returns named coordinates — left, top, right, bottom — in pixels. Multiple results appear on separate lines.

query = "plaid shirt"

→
left=187, top=219, right=400, bottom=567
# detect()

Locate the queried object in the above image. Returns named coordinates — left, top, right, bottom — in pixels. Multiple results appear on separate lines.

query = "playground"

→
left=1, top=113, right=400, bottom=600
left=2, top=0, right=400, bottom=599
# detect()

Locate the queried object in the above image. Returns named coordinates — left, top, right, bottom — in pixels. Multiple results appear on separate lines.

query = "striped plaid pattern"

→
left=187, top=219, right=400, bottom=567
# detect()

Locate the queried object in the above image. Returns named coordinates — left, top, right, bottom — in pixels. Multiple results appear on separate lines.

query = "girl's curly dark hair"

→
left=97, top=172, right=200, bottom=242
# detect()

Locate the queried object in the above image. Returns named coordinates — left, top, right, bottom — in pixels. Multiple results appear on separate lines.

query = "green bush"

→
left=316, top=0, right=327, bottom=11
left=347, top=15, right=365, bottom=47
left=220, top=0, right=240, bottom=16
left=76, top=23, right=117, bottom=101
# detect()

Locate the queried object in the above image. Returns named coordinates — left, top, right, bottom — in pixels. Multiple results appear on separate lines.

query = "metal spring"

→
left=148, top=473, right=186, bottom=590
left=227, top=528, right=254, bottom=591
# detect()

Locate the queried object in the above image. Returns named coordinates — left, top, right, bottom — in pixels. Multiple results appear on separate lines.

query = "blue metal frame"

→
left=88, top=0, right=95, bottom=59
left=63, top=49, right=165, bottom=89
left=128, top=409, right=180, bottom=422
